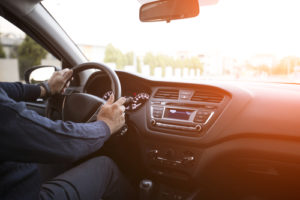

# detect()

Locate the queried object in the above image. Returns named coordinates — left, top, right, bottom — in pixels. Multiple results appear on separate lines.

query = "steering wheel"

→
left=61, top=62, right=121, bottom=123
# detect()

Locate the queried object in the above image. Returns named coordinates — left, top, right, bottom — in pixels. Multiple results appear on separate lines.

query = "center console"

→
left=142, top=87, right=229, bottom=181
left=147, top=87, right=227, bottom=137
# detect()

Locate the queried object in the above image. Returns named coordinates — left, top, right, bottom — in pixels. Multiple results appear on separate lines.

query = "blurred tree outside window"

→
left=104, top=44, right=134, bottom=70
left=0, top=18, right=62, bottom=82
left=17, top=35, right=47, bottom=79
left=0, top=39, right=6, bottom=58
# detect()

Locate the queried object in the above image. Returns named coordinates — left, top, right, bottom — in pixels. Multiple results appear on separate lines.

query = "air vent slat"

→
left=154, top=89, right=179, bottom=100
left=191, top=91, right=224, bottom=103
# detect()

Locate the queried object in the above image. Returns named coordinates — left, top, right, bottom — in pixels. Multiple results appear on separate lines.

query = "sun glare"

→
left=26, top=0, right=300, bottom=82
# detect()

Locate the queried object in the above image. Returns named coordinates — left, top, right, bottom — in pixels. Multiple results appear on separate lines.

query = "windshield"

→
left=42, top=0, right=300, bottom=83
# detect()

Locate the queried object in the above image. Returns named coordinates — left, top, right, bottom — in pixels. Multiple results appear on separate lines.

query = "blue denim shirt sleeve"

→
left=0, top=82, right=41, bottom=101
left=0, top=85, right=111, bottom=163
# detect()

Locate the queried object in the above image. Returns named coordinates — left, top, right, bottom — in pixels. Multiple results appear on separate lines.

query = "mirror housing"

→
left=24, top=65, right=58, bottom=84
left=139, top=0, right=199, bottom=23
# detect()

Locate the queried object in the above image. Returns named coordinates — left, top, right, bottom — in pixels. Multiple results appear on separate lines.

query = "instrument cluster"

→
left=103, top=91, right=150, bottom=111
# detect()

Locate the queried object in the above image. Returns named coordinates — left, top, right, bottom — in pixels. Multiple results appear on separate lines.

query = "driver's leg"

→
left=39, top=156, right=136, bottom=200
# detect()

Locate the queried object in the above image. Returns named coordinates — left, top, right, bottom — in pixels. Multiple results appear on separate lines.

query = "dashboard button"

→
left=194, top=119, right=206, bottom=123
left=151, top=119, right=156, bottom=125
left=194, top=115, right=207, bottom=123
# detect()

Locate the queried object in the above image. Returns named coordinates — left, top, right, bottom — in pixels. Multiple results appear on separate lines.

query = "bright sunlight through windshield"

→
left=42, top=0, right=300, bottom=83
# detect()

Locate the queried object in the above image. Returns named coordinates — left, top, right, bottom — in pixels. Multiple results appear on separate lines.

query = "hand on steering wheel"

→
left=58, top=62, right=128, bottom=135
left=48, top=69, right=73, bottom=95
left=97, top=94, right=126, bottom=134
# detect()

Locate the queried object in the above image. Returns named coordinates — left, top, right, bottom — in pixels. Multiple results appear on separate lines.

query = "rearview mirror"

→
left=139, top=0, right=199, bottom=23
left=24, top=65, right=58, bottom=84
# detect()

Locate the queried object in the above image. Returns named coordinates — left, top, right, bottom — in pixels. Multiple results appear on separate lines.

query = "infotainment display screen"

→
left=164, top=108, right=193, bottom=120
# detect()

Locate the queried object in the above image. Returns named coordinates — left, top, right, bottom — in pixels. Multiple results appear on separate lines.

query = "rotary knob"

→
left=195, top=124, right=202, bottom=132
left=151, top=119, right=156, bottom=126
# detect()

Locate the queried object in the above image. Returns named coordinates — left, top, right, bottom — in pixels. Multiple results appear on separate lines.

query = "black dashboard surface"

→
left=84, top=71, right=300, bottom=143
left=83, top=71, right=300, bottom=198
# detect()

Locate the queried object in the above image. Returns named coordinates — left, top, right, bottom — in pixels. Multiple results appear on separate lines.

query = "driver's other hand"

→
left=48, top=68, right=73, bottom=95
left=97, top=94, right=126, bottom=135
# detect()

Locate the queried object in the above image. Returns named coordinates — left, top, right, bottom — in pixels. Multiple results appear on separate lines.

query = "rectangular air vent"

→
left=191, top=91, right=224, bottom=103
left=154, top=89, right=179, bottom=100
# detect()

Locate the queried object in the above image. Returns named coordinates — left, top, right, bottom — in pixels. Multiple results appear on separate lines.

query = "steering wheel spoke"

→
left=86, top=106, right=102, bottom=123
left=60, top=62, right=122, bottom=123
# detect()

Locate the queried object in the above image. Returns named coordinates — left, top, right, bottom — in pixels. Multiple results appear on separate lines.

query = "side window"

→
left=0, top=17, right=61, bottom=82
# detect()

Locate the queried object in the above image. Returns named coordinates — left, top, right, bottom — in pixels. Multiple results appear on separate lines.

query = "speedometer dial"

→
left=102, top=91, right=149, bottom=111
left=103, top=91, right=113, bottom=100
left=132, top=92, right=150, bottom=110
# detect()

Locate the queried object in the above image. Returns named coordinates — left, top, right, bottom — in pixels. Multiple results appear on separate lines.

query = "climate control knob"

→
left=151, top=119, right=156, bottom=126
left=195, top=124, right=202, bottom=132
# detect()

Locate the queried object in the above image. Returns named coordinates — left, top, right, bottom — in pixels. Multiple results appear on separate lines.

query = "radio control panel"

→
left=147, top=87, right=229, bottom=136
left=149, top=100, right=216, bottom=135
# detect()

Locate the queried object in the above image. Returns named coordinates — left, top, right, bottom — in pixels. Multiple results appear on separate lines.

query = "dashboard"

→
left=83, top=70, right=300, bottom=199
left=83, top=71, right=234, bottom=182
left=84, top=72, right=151, bottom=111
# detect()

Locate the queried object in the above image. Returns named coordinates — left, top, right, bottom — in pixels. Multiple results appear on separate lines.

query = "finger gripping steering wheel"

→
left=62, top=62, right=122, bottom=123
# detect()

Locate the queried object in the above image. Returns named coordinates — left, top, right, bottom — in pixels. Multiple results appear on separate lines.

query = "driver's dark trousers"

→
left=39, top=156, right=136, bottom=200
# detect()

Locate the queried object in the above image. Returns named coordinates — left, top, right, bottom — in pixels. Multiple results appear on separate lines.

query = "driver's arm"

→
left=0, top=68, right=72, bottom=101
left=0, top=88, right=125, bottom=163
left=0, top=68, right=125, bottom=163
left=0, top=82, right=41, bottom=102
left=0, top=92, right=110, bottom=163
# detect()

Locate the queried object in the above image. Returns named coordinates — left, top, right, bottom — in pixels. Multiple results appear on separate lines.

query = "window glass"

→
left=43, top=0, right=300, bottom=83
left=0, top=17, right=61, bottom=82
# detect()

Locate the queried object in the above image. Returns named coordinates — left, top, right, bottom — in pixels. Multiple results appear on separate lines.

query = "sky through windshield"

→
left=41, top=0, right=300, bottom=82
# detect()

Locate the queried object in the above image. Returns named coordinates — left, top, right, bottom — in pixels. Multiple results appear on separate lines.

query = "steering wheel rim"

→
left=72, top=62, right=122, bottom=99
left=47, top=62, right=122, bottom=123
